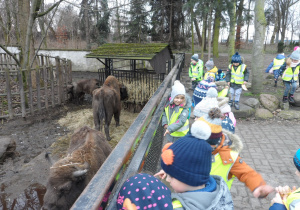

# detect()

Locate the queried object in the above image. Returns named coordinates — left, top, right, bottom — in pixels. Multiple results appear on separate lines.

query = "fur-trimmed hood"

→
left=222, top=129, right=243, bottom=153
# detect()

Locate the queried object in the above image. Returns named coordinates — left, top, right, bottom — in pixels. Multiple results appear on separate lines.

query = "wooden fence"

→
left=0, top=53, right=72, bottom=119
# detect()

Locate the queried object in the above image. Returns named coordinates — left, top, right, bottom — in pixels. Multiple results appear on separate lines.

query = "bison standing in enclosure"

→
left=92, top=76, right=128, bottom=141
left=42, top=126, right=112, bottom=210
left=67, top=78, right=100, bottom=104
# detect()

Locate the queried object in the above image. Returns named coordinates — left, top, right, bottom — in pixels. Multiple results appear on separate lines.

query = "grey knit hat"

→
left=191, top=54, right=199, bottom=62
left=290, top=49, right=300, bottom=61
left=205, top=58, right=214, bottom=70
left=193, top=88, right=218, bottom=117
left=170, top=80, right=186, bottom=103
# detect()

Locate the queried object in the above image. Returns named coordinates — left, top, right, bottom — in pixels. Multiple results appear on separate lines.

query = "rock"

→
left=277, top=110, right=300, bottom=120
left=255, top=108, right=274, bottom=120
left=232, top=104, right=255, bottom=118
left=0, top=136, right=16, bottom=163
left=293, top=93, right=300, bottom=107
left=244, top=98, right=260, bottom=109
left=259, top=94, right=279, bottom=112
left=280, top=101, right=290, bottom=110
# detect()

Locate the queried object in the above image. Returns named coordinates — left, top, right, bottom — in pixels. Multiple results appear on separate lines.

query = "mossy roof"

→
left=86, top=43, right=172, bottom=60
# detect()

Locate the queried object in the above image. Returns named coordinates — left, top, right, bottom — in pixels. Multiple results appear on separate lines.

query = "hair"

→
left=172, top=94, right=186, bottom=106
left=286, top=57, right=292, bottom=67
left=208, top=107, right=222, bottom=119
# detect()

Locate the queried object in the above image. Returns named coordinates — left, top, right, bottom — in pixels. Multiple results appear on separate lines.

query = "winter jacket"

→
left=211, top=129, right=266, bottom=192
left=265, top=54, right=286, bottom=73
left=193, top=80, right=217, bottom=106
left=171, top=175, right=233, bottom=210
left=275, top=63, right=300, bottom=82
left=269, top=187, right=300, bottom=210
left=226, top=64, right=250, bottom=90
left=162, top=94, right=192, bottom=142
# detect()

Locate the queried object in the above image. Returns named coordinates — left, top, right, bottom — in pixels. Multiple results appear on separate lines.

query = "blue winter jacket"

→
left=265, top=54, right=286, bottom=73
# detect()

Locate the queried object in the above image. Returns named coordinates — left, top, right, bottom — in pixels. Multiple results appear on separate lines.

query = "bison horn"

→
left=72, top=169, right=88, bottom=178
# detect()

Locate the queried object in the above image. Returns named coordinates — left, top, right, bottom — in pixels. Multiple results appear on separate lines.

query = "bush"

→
left=277, top=41, right=285, bottom=53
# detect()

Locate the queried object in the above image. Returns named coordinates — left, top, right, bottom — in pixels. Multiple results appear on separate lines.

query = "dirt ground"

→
left=0, top=52, right=299, bottom=209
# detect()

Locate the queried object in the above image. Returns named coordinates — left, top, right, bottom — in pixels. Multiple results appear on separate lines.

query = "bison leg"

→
left=93, top=105, right=101, bottom=131
left=114, top=110, right=120, bottom=127
left=105, top=112, right=113, bottom=141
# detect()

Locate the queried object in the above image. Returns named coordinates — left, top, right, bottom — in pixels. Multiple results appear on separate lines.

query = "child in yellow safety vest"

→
left=275, top=48, right=300, bottom=104
left=265, top=51, right=285, bottom=87
left=269, top=148, right=300, bottom=210
left=155, top=120, right=233, bottom=210
left=162, top=80, right=191, bottom=143
left=189, top=54, right=204, bottom=90
left=226, top=52, right=250, bottom=110
left=204, top=58, right=218, bottom=80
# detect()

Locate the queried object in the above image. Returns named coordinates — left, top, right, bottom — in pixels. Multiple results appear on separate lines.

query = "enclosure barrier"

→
left=71, top=53, right=185, bottom=209
left=0, top=53, right=72, bottom=119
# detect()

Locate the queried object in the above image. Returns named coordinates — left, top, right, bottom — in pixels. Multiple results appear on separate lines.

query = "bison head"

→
left=120, top=85, right=128, bottom=100
left=42, top=163, right=89, bottom=210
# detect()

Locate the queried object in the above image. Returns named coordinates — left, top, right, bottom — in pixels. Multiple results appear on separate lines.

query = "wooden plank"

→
left=18, top=70, right=26, bottom=118
left=44, top=65, right=48, bottom=109
left=5, top=69, right=13, bottom=119
left=67, top=60, right=72, bottom=84
left=36, top=67, right=41, bottom=111
left=50, top=65, right=55, bottom=107
left=56, top=57, right=62, bottom=105
left=27, top=69, right=34, bottom=114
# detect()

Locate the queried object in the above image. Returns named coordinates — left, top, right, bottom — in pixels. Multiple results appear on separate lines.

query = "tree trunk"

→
left=227, top=0, right=236, bottom=62
left=235, top=0, right=244, bottom=49
left=207, top=8, right=212, bottom=60
left=213, top=8, right=221, bottom=58
left=116, top=0, right=121, bottom=42
left=82, top=0, right=90, bottom=49
left=191, top=8, right=194, bottom=55
left=251, top=0, right=266, bottom=94
left=201, top=15, right=207, bottom=60
left=193, top=13, right=202, bottom=46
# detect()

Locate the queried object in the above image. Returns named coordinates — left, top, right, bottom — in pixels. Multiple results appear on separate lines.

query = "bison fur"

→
left=42, top=126, right=112, bottom=210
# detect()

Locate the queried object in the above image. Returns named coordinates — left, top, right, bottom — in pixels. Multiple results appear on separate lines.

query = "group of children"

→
left=266, top=46, right=300, bottom=104
left=114, top=53, right=300, bottom=210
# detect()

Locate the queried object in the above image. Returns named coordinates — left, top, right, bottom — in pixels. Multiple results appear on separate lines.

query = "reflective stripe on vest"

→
left=210, top=151, right=239, bottom=189
left=229, top=64, right=246, bottom=84
left=273, top=58, right=285, bottom=70
left=284, top=188, right=300, bottom=210
left=165, top=106, right=189, bottom=137
left=282, top=66, right=300, bottom=82
left=172, top=199, right=183, bottom=209
left=190, top=61, right=203, bottom=81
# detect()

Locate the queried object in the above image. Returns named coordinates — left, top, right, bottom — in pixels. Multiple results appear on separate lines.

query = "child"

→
left=204, top=58, right=218, bottom=80
left=196, top=108, right=274, bottom=197
left=269, top=148, right=300, bottom=210
left=193, top=87, right=219, bottom=118
left=116, top=173, right=173, bottom=210
left=226, top=52, right=250, bottom=110
left=162, top=80, right=191, bottom=143
left=189, top=54, right=204, bottom=90
left=216, top=69, right=226, bottom=81
left=218, top=97, right=236, bottom=133
left=192, top=75, right=217, bottom=106
left=265, top=51, right=285, bottom=87
left=155, top=121, right=234, bottom=209
left=275, top=48, right=300, bottom=103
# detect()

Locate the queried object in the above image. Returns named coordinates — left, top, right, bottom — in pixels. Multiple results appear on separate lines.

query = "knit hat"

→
left=231, top=52, right=242, bottom=64
left=290, top=48, right=300, bottom=61
left=193, top=88, right=218, bottom=117
left=170, top=80, right=186, bottom=103
left=191, top=54, right=199, bottom=62
left=205, top=58, right=214, bottom=70
left=161, top=126, right=212, bottom=186
left=116, top=173, right=172, bottom=210
left=293, top=149, right=300, bottom=172
left=294, top=46, right=299, bottom=51
left=197, top=108, right=223, bottom=145
left=218, top=97, right=231, bottom=114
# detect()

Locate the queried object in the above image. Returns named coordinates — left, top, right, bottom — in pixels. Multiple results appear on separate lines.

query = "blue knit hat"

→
left=161, top=125, right=212, bottom=187
left=191, top=54, right=199, bottom=62
left=293, top=149, right=300, bottom=172
left=231, top=52, right=242, bottom=64
left=116, top=173, right=172, bottom=210
left=290, top=48, right=300, bottom=61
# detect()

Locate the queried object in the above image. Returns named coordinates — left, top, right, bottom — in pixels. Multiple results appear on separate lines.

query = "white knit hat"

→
left=170, top=80, right=186, bottom=103
left=190, top=120, right=212, bottom=140
left=193, top=88, right=218, bottom=117
left=218, top=97, right=231, bottom=114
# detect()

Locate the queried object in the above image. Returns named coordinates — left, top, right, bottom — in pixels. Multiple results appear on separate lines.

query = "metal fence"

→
left=0, top=53, right=72, bottom=119
left=71, top=53, right=185, bottom=210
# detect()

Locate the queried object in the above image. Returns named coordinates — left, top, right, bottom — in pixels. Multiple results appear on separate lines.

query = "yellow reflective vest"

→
left=283, top=188, right=300, bottom=210
left=165, top=106, right=189, bottom=137
left=172, top=199, right=183, bottom=209
left=273, top=58, right=285, bottom=70
left=210, top=151, right=239, bottom=189
left=229, top=64, right=246, bottom=85
left=189, top=61, right=204, bottom=81
left=282, top=66, right=300, bottom=82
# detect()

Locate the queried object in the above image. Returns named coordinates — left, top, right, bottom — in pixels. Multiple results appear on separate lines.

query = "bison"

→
left=92, top=75, right=128, bottom=141
left=42, top=126, right=112, bottom=210
left=67, top=78, right=100, bottom=104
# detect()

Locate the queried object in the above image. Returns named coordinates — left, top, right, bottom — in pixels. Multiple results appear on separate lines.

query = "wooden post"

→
left=5, top=69, right=13, bottom=119
left=18, top=69, right=26, bottom=118
left=27, top=68, right=34, bottom=114
left=44, top=65, right=48, bottom=109
left=50, top=65, right=55, bottom=107
left=56, top=57, right=62, bottom=105
left=67, top=60, right=72, bottom=84
left=36, top=67, right=41, bottom=111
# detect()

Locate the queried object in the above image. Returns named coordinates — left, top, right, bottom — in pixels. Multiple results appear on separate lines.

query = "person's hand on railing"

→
left=164, top=129, right=170, bottom=136
left=154, top=169, right=167, bottom=180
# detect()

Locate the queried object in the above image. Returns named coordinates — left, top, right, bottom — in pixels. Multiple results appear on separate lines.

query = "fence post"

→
left=36, top=67, right=42, bottom=111
left=56, top=56, right=62, bottom=105
left=27, top=68, right=34, bottom=114
left=67, top=59, right=72, bottom=84
left=18, top=69, right=26, bottom=118
left=5, top=69, right=13, bottom=119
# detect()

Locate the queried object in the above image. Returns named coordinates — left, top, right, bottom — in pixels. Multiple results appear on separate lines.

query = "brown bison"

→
left=42, top=126, right=112, bottom=210
left=67, top=78, right=100, bottom=104
left=92, top=75, right=128, bottom=141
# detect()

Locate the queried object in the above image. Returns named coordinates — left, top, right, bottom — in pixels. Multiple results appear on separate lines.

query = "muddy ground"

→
left=0, top=52, right=299, bottom=209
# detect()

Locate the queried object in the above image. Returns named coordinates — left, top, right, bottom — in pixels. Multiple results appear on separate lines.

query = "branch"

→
left=36, top=0, right=63, bottom=17
left=0, top=44, right=21, bottom=66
